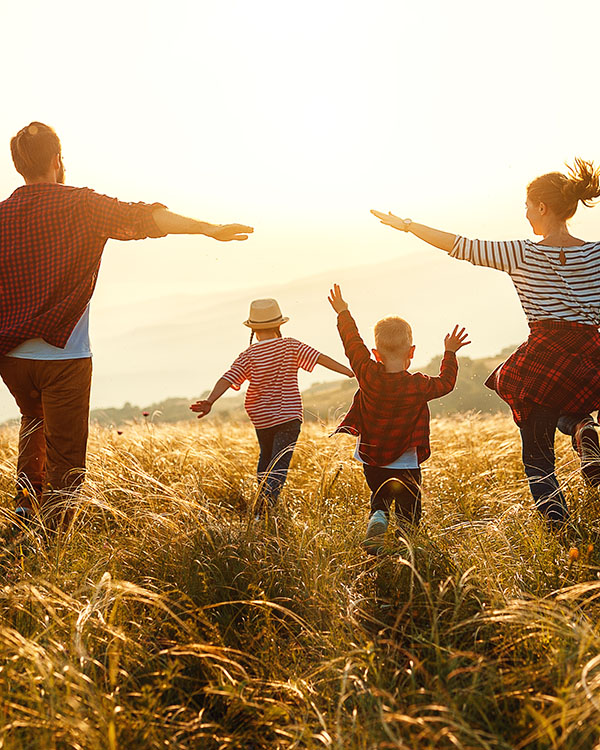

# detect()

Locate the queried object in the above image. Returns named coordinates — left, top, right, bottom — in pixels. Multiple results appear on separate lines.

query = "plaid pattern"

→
left=0, top=183, right=165, bottom=354
left=334, top=310, right=458, bottom=465
left=486, top=319, right=600, bottom=426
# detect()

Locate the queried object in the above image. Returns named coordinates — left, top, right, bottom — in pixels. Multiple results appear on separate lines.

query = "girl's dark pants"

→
left=520, top=405, right=592, bottom=525
left=255, top=418, right=301, bottom=510
left=363, top=466, right=422, bottom=526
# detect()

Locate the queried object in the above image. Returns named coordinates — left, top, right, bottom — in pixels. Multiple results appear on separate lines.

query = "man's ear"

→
left=371, top=348, right=383, bottom=363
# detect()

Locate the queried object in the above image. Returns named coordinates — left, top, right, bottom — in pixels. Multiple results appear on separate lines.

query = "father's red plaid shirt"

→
left=334, top=310, right=458, bottom=465
left=0, top=183, right=166, bottom=354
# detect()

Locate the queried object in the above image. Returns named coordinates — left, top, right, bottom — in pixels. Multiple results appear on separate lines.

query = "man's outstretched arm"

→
left=152, top=207, right=253, bottom=241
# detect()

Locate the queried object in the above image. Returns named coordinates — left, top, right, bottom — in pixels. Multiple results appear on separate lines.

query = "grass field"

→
left=1, top=414, right=600, bottom=749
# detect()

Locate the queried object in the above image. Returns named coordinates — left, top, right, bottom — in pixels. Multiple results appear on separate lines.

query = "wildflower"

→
left=142, top=411, right=149, bottom=417
left=588, top=544, right=594, bottom=555
left=568, top=547, right=579, bottom=562
left=117, top=430, right=123, bottom=436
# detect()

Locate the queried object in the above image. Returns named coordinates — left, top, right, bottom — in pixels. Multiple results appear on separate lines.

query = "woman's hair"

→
left=527, top=158, right=600, bottom=220
left=249, top=327, right=282, bottom=345
left=10, top=122, right=61, bottom=180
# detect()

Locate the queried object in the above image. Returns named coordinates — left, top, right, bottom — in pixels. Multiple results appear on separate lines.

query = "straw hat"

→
left=243, top=298, right=289, bottom=329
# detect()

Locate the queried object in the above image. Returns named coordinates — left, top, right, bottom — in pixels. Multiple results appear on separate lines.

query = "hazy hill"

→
left=87, top=249, right=527, bottom=412
left=0, top=248, right=528, bottom=421
left=89, top=346, right=512, bottom=426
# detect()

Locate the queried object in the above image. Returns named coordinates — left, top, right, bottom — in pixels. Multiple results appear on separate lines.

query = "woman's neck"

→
left=539, top=221, right=584, bottom=247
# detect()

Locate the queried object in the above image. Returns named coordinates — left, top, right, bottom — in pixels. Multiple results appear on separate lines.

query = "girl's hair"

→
left=527, top=158, right=600, bottom=220
left=249, top=327, right=282, bottom=345
left=10, top=122, right=61, bottom=180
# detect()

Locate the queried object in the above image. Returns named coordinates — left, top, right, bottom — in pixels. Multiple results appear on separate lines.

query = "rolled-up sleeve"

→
left=81, top=188, right=167, bottom=240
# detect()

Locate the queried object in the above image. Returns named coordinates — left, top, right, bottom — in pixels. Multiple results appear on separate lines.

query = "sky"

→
left=1, top=0, right=600, bottom=416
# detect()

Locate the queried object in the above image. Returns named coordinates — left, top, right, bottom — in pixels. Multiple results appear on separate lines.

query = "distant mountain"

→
left=87, top=250, right=528, bottom=413
left=89, top=346, right=513, bottom=427
left=0, top=249, right=529, bottom=421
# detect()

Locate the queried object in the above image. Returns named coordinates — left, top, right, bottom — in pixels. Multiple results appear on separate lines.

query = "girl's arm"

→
left=190, top=378, right=232, bottom=418
left=371, top=210, right=456, bottom=252
left=316, top=353, right=354, bottom=378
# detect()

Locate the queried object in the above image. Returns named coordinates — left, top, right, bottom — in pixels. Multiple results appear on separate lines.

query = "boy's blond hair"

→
left=374, top=316, right=413, bottom=355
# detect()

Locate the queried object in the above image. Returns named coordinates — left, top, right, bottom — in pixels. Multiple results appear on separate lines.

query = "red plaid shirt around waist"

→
left=334, top=310, right=458, bottom=465
left=486, top=319, right=600, bottom=426
left=0, top=183, right=166, bottom=354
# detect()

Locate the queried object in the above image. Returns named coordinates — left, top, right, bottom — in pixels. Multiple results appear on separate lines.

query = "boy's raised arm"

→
left=328, top=284, right=372, bottom=379
left=421, top=326, right=470, bottom=400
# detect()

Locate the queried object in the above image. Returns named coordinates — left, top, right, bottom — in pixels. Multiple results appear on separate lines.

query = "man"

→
left=0, top=121, right=252, bottom=530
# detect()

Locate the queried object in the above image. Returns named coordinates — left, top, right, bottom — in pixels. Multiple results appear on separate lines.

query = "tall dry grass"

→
left=1, top=413, right=600, bottom=749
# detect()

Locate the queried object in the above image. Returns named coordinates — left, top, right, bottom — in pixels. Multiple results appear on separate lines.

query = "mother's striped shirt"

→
left=451, top=236, right=600, bottom=325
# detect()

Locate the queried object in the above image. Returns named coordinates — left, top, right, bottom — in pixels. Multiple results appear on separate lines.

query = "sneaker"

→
left=362, top=510, right=388, bottom=554
left=572, top=420, right=600, bottom=486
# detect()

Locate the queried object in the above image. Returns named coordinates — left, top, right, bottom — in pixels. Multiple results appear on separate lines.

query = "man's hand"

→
left=206, top=223, right=254, bottom=242
left=371, top=210, right=411, bottom=231
left=190, top=400, right=212, bottom=418
left=328, top=284, right=349, bottom=314
left=444, top=325, right=471, bottom=353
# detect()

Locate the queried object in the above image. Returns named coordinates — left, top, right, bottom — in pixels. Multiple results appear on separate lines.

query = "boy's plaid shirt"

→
left=0, top=183, right=165, bottom=354
left=334, top=310, right=458, bottom=465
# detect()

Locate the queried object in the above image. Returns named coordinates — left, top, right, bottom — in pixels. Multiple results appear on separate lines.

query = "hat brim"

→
left=243, top=316, right=289, bottom=329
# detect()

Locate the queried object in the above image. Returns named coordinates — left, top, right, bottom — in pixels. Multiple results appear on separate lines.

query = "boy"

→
left=327, top=284, right=470, bottom=551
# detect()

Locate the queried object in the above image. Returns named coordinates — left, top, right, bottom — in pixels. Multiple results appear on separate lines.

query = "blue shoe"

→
left=362, top=510, right=388, bottom=554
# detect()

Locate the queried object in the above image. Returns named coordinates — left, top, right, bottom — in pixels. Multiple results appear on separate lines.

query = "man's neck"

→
left=25, top=175, right=58, bottom=185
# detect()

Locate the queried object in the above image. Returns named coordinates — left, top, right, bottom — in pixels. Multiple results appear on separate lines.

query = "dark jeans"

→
left=255, top=418, right=302, bottom=508
left=519, top=405, right=593, bottom=525
left=363, top=465, right=422, bottom=526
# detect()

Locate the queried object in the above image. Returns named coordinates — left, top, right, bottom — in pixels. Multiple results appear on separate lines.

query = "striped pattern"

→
left=451, top=236, right=600, bottom=325
left=221, top=337, right=320, bottom=429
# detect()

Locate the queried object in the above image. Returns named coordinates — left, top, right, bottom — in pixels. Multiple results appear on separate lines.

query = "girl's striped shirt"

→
left=451, top=236, right=600, bottom=325
left=222, top=337, right=320, bottom=429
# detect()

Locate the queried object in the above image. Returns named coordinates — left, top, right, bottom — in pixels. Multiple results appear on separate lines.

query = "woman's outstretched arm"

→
left=371, top=210, right=456, bottom=253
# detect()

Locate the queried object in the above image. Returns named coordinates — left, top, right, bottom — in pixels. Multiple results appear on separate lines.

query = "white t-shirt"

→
left=6, top=304, right=91, bottom=360
left=353, top=441, right=419, bottom=469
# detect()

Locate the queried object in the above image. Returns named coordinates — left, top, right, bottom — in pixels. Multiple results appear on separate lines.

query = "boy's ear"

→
left=372, top=348, right=384, bottom=363
left=408, top=344, right=416, bottom=360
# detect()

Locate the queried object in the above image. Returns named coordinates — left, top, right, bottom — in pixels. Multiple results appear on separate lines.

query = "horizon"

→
left=2, top=0, right=600, bottom=418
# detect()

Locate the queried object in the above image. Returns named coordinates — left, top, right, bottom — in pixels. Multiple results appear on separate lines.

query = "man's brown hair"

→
left=374, top=316, right=413, bottom=355
left=10, top=122, right=61, bottom=180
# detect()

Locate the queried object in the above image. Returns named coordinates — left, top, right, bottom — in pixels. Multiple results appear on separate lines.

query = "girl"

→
left=191, top=298, right=354, bottom=513
left=372, top=158, right=600, bottom=529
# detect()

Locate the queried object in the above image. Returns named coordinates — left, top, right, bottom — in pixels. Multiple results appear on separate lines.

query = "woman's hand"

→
left=371, top=210, right=411, bottom=231
left=328, top=283, right=349, bottom=314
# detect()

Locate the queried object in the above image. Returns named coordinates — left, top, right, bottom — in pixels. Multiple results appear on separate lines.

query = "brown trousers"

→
left=0, top=356, right=92, bottom=513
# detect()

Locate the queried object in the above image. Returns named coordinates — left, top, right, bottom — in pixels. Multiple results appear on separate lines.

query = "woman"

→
left=372, top=159, right=600, bottom=528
